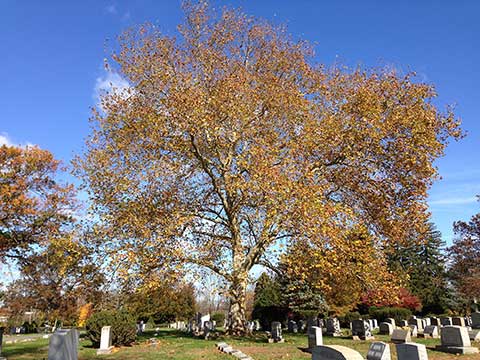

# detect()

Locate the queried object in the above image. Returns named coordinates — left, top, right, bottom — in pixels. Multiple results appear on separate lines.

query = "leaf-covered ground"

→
left=3, top=329, right=480, bottom=359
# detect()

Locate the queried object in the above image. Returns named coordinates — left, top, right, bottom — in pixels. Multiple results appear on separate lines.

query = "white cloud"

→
left=0, top=133, right=13, bottom=146
left=94, top=71, right=131, bottom=111
left=0, top=132, right=33, bottom=148
left=105, top=4, right=117, bottom=14
left=429, top=196, right=478, bottom=206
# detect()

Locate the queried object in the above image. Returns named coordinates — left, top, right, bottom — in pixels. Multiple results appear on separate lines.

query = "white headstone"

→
left=312, top=345, right=363, bottom=360
left=97, top=326, right=113, bottom=355
left=396, top=343, right=428, bottom=360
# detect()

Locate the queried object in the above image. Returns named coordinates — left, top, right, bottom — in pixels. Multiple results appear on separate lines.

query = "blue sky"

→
left=1, top=0, right=479, bottom=247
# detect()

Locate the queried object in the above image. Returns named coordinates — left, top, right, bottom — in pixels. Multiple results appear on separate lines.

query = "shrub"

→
left=368, top=306, right=412, bottom=323
left=211, top=312, right=225, bottom=325
left=86, top=310, right=136, bottom=347
left=22, top=321, right=38, bottom=334
left=339, top=311, right=361, bottom=327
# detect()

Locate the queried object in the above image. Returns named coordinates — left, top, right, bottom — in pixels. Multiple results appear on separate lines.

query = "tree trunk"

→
left=226, top=274, right=248, bottom=335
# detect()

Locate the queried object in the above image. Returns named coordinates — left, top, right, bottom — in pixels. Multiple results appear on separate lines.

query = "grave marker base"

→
left=435, top=345, right=479, bottom=354
left=96, top=346, right=114, bottom=355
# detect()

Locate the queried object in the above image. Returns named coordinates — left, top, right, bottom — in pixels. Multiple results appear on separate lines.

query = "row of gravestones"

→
left=312, top=342, right=429, bottom=360
left=186, top=313, right=217, bottom=339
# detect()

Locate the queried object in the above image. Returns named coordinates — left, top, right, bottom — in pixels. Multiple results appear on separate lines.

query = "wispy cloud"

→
left=0, top=132, right=34, bottom=148
left=429, top=196, right=478, bottom=206
left=94, top=71, right=131, bottom=111
left=105, top=4, right=117, bottom=14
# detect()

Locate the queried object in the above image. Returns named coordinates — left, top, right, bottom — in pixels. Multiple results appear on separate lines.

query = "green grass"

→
left=2, top=328, right=479, bottom=359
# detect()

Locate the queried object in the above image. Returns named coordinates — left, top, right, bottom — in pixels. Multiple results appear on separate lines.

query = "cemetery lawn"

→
left=3, top=329, right=480, bottom=360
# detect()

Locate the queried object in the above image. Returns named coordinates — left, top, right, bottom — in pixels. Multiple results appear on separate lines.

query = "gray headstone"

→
left=423, top=325, right=439, bottom=338
left=440, top=317, right=452, bottom=326
left=430, top=317, right=441, bottom=327
left=366, top=342, right=391, bottom=360
left=0, top=327, right=4, bottom=357
left=408, top=318, right=423, bottom=331
left=469, top=329, right=480, bottom=342
left=440, top=325, right=471, bottom=347
left=452, top=317, right=465, bottom=327
left=408, top=324, right=418, bottom=337
left=396, top=343, right=428, bottom=360
left=379, top=322, right=393, bottom=335
left=351, top=320, right=373, bottom=340
left=398, top=320, right=408, bottom=327
left=391, top=329, right=411, bottom=344
left=271, top=322, right=283, bottom=342
left=326, top=318, right=341, bottom=336
left=472, top=312, right=480, bottom=329
left=308, top=326, right=323, bottom=350
left=435, top=325, right=479, bottom=354
left=312, top=345, right=364, bottom=360
left=384, top=318, right=396, bottom=328
left=48, top=329, right=79, bottom=360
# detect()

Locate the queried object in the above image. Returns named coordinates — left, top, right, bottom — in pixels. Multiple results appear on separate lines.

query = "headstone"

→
left=440, top=317, right=452, bottom=326
left=326, top=318, right=341, bottom=337
left=430, top=317, right=441, bottom=327
left=287, top=320, right=298, bottom=333
left=409, top=318, right=423, bottom=331
left=424, top=318, right=431, bottom=326
left=97, top=326, right=113, bottom=355
left=471, top=312, right=480, bottom=329
left=312, top=345, right=363, bottom=360
left=351, top=320, right=374, bottom=340
left=468, top=330, right=480, bottom=342
left=396, top=343, right=428, bottom=360
left=373, top=319, right=378, bottom=329
left=422, top=325, right=439, bottom=338
left=452, top=317, right=465, bottom=327
left=398, top=320, right=408, bottom=327
left=384, top=318, right=395, bottom=328
left=308, top=326, right=323, bottom=351
left=435, top=325, right=479, bottom=354
left=269, top=322, right=284, bottom=343
left=391, top=329, right=411, bottom=344
left=254, top=320, right=261, bottom=331
left=408, top=325, right=418, bottom=337
left=200, top=314, right=210, bottom=328
left=366, top=342, right=391, bottom=360
left=48, top=329, right=79, bottom=360
left=0, top=327, right=5, bottom=360
left=298, top=319, right=306, bottom=332
left=379, top=322, right=393, bottom=335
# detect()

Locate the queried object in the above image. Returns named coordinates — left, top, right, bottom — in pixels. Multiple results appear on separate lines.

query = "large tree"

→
left=3, top=232, right=104, bottom=324
left=0, top=144, right=76, bottom=262
left=388, top=221, right=451, bottom=314
left=448, top=209, right=480, bottom=310
left=76, top=2, right=461, bottom=334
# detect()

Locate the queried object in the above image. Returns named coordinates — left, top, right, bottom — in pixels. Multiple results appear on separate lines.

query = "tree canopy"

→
left=0, top=144, right=76, bottom=262
left=75, top=2, right=461, bottom=334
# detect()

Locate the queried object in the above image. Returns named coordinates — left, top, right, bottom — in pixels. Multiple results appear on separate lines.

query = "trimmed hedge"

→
left=86, top=310, right=136, bottom=347
left=368, top=306, right=412, bottom=323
